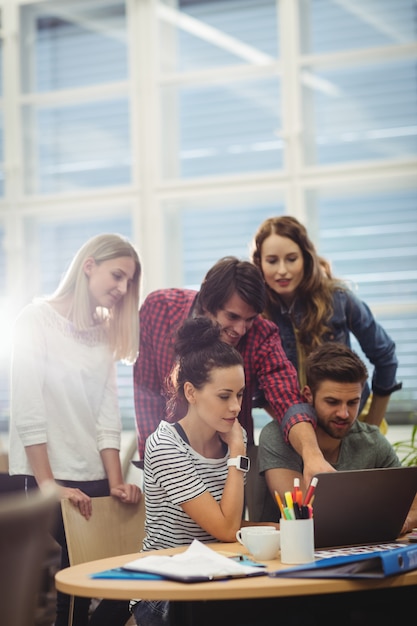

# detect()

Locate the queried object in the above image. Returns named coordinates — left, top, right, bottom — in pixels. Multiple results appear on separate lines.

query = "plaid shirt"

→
left=133, top=288, right=316, bottom=459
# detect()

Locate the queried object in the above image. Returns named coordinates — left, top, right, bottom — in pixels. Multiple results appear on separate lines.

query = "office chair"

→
left=0, top=482, right=59, bottom=626
left=61, top=494, right=145, bottom=626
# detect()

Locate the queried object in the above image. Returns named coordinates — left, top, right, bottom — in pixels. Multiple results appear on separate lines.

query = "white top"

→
left=9, top=301, right=121, bottom=481
left=143, top=421, right=247, bottom=551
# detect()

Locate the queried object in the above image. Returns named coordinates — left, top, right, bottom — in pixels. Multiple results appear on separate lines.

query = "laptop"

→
left=312, top=466, right=417, bottom=549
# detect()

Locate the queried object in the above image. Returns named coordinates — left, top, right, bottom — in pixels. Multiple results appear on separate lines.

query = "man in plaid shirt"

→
left=134, top=257, right=333, bottom=500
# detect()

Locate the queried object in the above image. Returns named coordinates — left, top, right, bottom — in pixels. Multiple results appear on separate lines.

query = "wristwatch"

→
left=227, top=455, right=250, bottom=472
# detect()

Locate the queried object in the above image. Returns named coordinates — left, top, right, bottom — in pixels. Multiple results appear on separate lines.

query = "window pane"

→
left=300, top=0, right=417, bottom=54
left=22, top=99, right=131, bottom=194
left=0, top=35, right=3, bottom=196
left=0, top=110, right=4, bottom=197
left=161, top=77, right=282, bottom=179
left=0, top=39, right=3, bottom=96
left=0, top=224, right=7, bottom=430
left=159, top=0, right=278, bottom=73
left=163, top=195, right=286, bottom=286
left=0, top=224, right=5, bottom=294
left=21, top=0, right=127, bottom=93
left=303, top=58, right=417, bottom=165
left=315, top=186, right=417, bottom=418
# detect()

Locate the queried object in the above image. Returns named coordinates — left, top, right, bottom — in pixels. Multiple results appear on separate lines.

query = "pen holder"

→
left=280, top=518, right=315, bottom=564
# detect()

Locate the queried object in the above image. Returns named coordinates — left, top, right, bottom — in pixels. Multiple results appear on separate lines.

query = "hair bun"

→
left=175, top=317, right=221, bottom=357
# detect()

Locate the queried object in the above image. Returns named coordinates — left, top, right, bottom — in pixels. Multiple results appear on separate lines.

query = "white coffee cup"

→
left=245, top=529, right=281, bottom=561
left=235, top=526, right=277, bottom=550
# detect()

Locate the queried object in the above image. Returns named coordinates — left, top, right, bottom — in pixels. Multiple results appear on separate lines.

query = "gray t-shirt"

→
left=258, top=419, right=401, bottom=475
left=257, top=419, right=401, bottom=522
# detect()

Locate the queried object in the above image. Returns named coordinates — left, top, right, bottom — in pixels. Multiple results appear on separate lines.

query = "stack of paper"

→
left=122, top=539, right=266, bottom=583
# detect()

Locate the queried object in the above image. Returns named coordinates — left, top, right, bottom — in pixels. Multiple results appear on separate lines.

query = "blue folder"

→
left=91, top=567, right=163, bottom=580
left=269, top=542, right=417, bottom=579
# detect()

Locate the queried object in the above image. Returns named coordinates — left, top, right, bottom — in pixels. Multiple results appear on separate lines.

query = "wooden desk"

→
left=55, top=542, right=417, bottom=626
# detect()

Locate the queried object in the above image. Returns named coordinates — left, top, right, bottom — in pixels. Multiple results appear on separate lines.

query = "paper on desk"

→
left=122, top=539, right=266, bottom=582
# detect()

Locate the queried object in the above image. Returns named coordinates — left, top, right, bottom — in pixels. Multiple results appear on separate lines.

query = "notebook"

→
left=312, top=466, right=417, bottom=549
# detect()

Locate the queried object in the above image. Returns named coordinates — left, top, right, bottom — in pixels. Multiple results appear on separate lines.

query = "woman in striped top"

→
left=132, top=316, right=253, bottom=626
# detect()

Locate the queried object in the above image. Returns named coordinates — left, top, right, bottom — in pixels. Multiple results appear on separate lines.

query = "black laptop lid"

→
left=312, top=466, right=417, bottom=549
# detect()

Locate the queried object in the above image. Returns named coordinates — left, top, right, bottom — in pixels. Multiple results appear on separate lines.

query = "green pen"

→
left=283, top=506, right=294, bottom=520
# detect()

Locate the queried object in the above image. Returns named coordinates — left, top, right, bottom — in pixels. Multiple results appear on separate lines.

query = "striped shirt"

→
left=133, top=288, right=316, bottom=459
left=142, top=421, right=243, bottom=551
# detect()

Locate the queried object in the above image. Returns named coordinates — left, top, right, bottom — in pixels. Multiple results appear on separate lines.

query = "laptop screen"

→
left=312, top=466, right=417, bottom=549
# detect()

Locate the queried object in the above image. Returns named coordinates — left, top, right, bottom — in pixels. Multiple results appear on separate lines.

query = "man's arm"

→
left=346, top=291, right=402, bottom=422
left=265, top=466, right=302, bottom=504
left=258, top=420, right=331, bottom=508
left=287, top=422, right=335, bottom=489
left=133, top=295, right=169, bottom=460
left=362, top=393, right=390, bottom=427
left=251, top=318, right=335, bottom=489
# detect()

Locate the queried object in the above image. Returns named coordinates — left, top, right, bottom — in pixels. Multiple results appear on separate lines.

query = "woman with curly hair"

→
left=251, top=215, right=402, bottom=430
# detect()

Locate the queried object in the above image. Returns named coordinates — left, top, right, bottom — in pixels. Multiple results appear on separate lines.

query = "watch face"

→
left=227, top=455, right=250, bottom=471
left=240, top=456, right=250, bottom=471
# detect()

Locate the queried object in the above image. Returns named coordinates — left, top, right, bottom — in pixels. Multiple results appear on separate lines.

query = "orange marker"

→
left=274, top=490, right=285, bottom=518
left=292, top=477, right=301, bottom=502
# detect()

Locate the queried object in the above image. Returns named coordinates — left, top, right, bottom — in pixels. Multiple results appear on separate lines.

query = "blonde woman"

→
left=9, top=233, right=142, bottom=626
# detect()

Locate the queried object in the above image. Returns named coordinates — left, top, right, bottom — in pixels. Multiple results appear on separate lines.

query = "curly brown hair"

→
left=251, top=216, right=346, bottom=353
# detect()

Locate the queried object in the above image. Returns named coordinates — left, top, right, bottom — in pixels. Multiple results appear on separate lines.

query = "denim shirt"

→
left=269, top=289, right=402, bottom=413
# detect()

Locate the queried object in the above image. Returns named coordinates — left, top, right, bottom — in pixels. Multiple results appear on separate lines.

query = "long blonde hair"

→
left=252, top=216, right=346, bottom=353
left=49, top=233, right=141, bottom=363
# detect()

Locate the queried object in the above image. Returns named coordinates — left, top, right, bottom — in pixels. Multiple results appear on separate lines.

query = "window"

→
left=0, top=0, right=416, bottom=433
left=161, top=77, right=283, bottom=179
left=302, top=58, right=417, bottom=166
left=20, top=0, right=131, bottom=193
left=163, top=191, right=286, bottom=286
left=316, top=184, right=417, bottom=417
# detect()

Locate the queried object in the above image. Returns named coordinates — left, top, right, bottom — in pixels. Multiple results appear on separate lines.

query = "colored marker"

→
left=284, top=490, right=294, bottom=513
left=274, top=490, right=285, bottom=519
left=292, top=477, right=301, bottom=502
left=303, top=476, right=318, bottom=506
left=293, top=501, right=301, bottom=519
left=283, top=506, right=294, bottom=520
